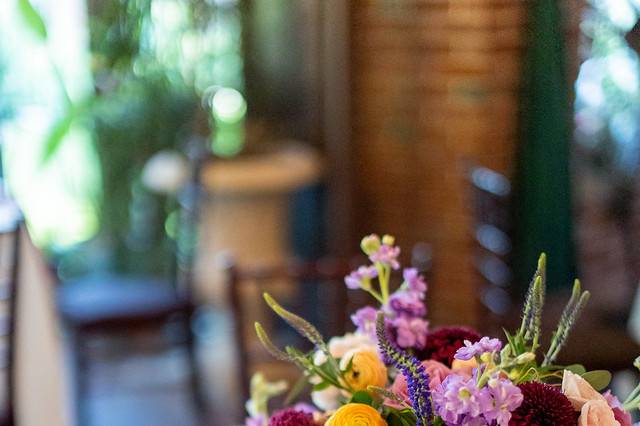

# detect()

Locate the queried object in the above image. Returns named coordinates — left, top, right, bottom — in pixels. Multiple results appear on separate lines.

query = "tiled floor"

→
left=81, top=309, right=241, bottom=426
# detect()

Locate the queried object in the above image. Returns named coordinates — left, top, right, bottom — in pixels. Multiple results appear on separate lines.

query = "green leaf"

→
left=582, top=370, right=612, bottom=391
left=41, top=111, right=74, bottom=164
left=17, top=0, right=47, bottom=40
left=263, top=292, right=326, bottom=348
left=312, top=381, right=331, bottom=392
left=284, top=374, right=309, bottom=405
left=349, top=390, right=373, bottom=406
left=342, top=356, right=354, bottom=374
left=565, top=364, right=587, bottom=375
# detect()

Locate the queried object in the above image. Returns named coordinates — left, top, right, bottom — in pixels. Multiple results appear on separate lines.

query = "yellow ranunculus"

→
left=325, top=403, right=387, bottom=426
left=340, top=348, right=387, bottom=392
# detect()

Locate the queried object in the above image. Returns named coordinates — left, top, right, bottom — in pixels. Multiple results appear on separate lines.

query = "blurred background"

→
left=2, top=0, right=640, bottom=425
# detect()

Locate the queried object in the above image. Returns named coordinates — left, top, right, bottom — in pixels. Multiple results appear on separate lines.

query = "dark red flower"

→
left=268, top=409, right=317, bottom=426
left=416, top=327, right=481, bottom=367
left=509, top=382, right=578, bottom=426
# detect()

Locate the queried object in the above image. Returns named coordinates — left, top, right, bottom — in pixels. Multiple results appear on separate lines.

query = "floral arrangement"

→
left=246, top=234, right=640, bottom=426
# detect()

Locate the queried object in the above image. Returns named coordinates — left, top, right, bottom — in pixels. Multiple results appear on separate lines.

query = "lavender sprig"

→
left=542, top=279, right=590, bottom=366
left=376, top=312, right=433, bottom=426
left=519, top=253, right=546, bottom=346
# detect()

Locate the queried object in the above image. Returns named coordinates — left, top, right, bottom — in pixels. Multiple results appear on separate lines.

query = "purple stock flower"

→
left=432, top=373, right=522, bottom=426
left=454, top=337, right=503, bottom=361
left=484, top=377, right=523, bottom=425
left=344, top=265, right=378, bottom=290
left=390, top=291, right=427, bottom=317
left=392, top=316, right=429, bottom=349
left=432, top=375, right=489, bottom=424
left=404, top=268, right=428, bottom=294
left=369, top=244, right=401, bottom=269
left=351, top=306, right=378, bottom=337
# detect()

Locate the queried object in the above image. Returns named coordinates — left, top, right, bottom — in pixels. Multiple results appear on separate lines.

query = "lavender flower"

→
left=344, top=265, right=378, bottom=290
left=432, top=375, right=488, bottom=424
left=404, top=268, right=428, bottom=294
left=454, top=337, right=503, bottom=361
left=350, top=306, right=378, bottom=338
left=390, top=291, right=427, bottom=317
left=369, top=244, right=401, bottom=269
left=432, top=373, right=522, bottom=426
left=376, top=313, right=433, bottom=426
left=392, top=316, right=429, bottom=349
left=484, top=376, right=523, bottom=425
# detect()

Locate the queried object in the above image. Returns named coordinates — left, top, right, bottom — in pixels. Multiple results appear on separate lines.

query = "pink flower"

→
left=384, top=360, right=451, bottom=409
left=604, top=390, right=633, bottom=426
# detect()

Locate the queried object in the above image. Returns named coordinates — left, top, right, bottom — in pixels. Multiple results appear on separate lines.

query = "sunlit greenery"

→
left=575, top=0, right=640, bottom=176
left=0, top=0, right=246, bottom=276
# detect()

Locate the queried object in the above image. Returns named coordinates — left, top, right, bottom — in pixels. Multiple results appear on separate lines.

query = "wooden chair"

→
left=0, top=205, right=23, bottom=426
left=224, top=245, right=433, bottom=415
left=223, top=257, right=354, bottom=405
left=467, top=165, right=515, bottom=333
left=57, top=161, right=206, bottom=426
left=467, top=165, right=640, bottom=370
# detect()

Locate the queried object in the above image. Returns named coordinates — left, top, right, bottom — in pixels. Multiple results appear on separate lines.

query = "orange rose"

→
left=340, top=348, right=387, bottom=392
left=325, top=403, right=387, bottom=426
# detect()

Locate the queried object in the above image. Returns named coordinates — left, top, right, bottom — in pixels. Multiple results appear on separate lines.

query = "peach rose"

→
left=339, top=348, right=387, bottom=393
left=579, top=399, right=621, bottom=426
left=451, top=357, right=477, bottom=378
left=385, top=360, right=451, bottom=409
left=561, top=370, right=608, bottom=410
left=562, top=370, right=621, bottom=426
left=325, top=403, right=386, bottom=426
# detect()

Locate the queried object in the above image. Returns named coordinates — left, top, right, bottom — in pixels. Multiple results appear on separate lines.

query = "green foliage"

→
left=256, top=293, right=353, bottom=393
left=349, top=391, right=373, bottom=406
left=581, top=370, right=612, bottom=391
left=543, top=279, right=590, bottom=366
left=16, top=0, right=47, bottom=40
left=384, top=408, right=418, bottom=426
left=263, top=292, right=326, bottom=349
left=508, top=254, right=590, bottom=372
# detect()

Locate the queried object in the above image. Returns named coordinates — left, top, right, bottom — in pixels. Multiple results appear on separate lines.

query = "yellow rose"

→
left=325, top=403, right=387, bottom=426
left=340, top=348, right=387, bottom=392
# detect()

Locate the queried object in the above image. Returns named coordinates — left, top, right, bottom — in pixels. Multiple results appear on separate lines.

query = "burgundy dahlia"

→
left=416, top=327, right=481, bottom=367
left=268, top=409, right=317, bottom=426
left=509, top=382, right=578, bottom=426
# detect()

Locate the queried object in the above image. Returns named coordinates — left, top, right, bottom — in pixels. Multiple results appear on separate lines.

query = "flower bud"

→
left=381, top=234, right=395, bottom=246
left=480, top=352, right=493, bottom=364
left=360, top=234, right=381, bottom=255
left=515, top=352, right=536, bottom=364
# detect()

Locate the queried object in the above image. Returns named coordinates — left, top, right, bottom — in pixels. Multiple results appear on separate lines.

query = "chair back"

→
left=223, top=257, right=353, bottom=403
left=0, top=206, right=22, bottom=426
left=467, top=165, right=514, bottom=330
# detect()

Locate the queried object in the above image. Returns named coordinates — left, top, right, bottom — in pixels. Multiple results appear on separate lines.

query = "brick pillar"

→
left=351, top=0, right=525, bottom=327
